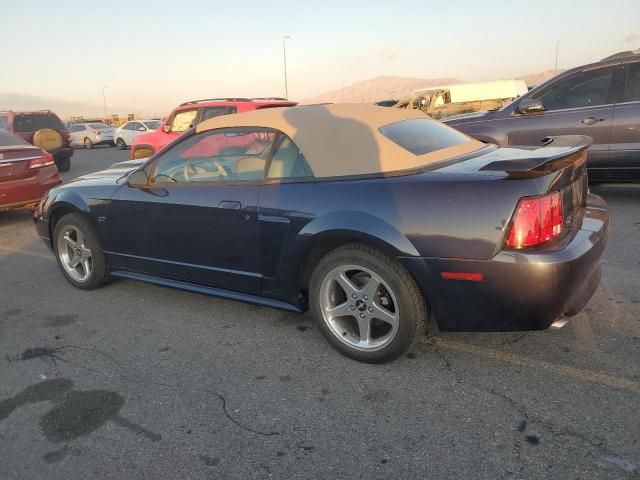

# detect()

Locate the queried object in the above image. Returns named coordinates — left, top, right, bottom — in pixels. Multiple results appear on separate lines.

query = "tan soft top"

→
left=196, top=103, right=483, bottom=178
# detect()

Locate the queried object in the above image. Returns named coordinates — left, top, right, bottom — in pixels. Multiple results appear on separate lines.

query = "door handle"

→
left=581, top=116, right=604, bottom=125
left=218, top=201, right=241, bottom=210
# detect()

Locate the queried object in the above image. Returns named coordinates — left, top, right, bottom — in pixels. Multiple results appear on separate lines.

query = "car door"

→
left=507, top=65, right=618, bottom=173
left=125, top=122, right=140, bottom=144
left=610, top=61, right=640, bottom=179
left=106, top=127, right=277, bottom=294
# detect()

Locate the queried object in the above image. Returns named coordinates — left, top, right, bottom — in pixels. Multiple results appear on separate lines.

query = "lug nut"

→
left=351, top=293, right=357, bottom=299
left=363, top=295, right=368, bottom=300
left=368, top=307, right=373, bottom=313
left=350, top=305, right=355, bottom=311
left=359, top=313, right=365, bottom=319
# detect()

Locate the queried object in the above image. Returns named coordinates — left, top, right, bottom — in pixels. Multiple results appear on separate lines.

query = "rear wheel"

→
left=55, top=156, right=70, bottom=172
left=53, top=213, right=108, bottom=290
left=309, top=243, right=427, bottom=363
left=84, top=137, right=94, bottom=149
left=116, top=138, right=126, bottom=149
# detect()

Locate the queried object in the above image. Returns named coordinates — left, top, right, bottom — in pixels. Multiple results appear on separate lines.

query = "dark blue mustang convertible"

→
left=34, top=104, right=608, bottom=362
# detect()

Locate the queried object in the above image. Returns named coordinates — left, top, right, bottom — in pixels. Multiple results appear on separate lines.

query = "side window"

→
left=200, top=106, right=237, bottom=122
left=0, top=116, right=7, bottom=130
left=123, top=122, right=134, bottom=131
left=536, top=67, right=614, bottom=111
left=267, top=135, right=314, bottom=180
left=150, top=128, right=276, bottom=184
left=626, top=63, right=640, bottom=102
left=170, top=109, right=198, bottom=133
left=131, top=122, right=143, bottom=131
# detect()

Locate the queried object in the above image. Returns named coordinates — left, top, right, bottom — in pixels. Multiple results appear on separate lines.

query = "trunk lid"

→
left=0, top=146, right=44, bottom=180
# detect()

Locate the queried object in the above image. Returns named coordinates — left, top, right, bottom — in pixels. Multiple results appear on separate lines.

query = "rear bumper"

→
left=400, top=193, right=609, bottom=332
left=0, top=167, right=62, bottom=212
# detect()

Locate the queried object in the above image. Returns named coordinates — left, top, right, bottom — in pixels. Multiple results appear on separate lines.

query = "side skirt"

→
left=110, top=270, right=302, bottom=313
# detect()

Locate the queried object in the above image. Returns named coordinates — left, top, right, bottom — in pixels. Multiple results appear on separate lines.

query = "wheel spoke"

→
left=69, top=254, right=81, bottom=268
left=357, top=316, right=371, bottom=345
left=81, top=258, right=91, bottom=278
left=335, top=272, right=359, bottom=297
left=362, top=276, right=381, bottom=300
left=371, top=301, right=398, bottom=327
left=75, top=229, right=85, bottom=247
left=63, top=234, right=76, bottom=249
left=326, top=301, right=353, bottom=319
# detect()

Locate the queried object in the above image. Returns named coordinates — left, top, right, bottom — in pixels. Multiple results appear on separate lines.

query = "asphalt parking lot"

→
left=1, top=147, right=639, bottom=479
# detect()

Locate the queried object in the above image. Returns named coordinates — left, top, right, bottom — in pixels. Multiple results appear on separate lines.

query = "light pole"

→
left=554, top=41, right=562, bottom=73
left=282, top=35, right=290, bottom=99
left=102, top=86, right=108, bottom=119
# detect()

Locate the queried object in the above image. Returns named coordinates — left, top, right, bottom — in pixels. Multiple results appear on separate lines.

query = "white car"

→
left=68, top=123, right=115, bottom=149
left=113, top=120, right=161, bottom=150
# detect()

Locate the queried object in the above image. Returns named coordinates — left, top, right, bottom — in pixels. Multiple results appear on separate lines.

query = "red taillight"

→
left=28, top=152, right=55, bottom=169
left=64, top=130, right=71, bottom=145
left=505, top=192, right=563, bottom=249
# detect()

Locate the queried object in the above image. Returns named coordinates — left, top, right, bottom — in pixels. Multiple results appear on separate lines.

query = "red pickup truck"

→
left=130, top=98, right=297, bottom=160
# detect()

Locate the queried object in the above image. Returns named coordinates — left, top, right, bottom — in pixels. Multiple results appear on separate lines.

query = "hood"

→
left=64, top=160, right=145, bottom=188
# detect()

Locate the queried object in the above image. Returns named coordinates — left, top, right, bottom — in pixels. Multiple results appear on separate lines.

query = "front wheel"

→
left=84, top=137, right=94, bottom=149
left=309, top=243, right=427, bottom=363
left=116, top=138, right=126, bottom=150
left=53, top=213, right=108, bottom=290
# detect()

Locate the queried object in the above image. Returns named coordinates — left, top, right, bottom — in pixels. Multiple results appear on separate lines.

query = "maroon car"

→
left=0, top=130, right=62, bottom=211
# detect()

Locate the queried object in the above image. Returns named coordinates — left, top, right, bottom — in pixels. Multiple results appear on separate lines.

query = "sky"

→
left=1, top=0, right=639, bottom=117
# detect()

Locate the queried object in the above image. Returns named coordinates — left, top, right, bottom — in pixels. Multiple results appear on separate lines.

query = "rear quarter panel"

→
left=259, top=171, right=539, bottom=303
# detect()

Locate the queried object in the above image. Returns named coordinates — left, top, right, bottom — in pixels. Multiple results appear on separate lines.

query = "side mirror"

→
left=517, top=98, right=546, bottom=115
left=127, top=170, right=149, bottom=187
left=162, top=124, right=171, bottom=133
left=138, top=126, right=146, bottom=131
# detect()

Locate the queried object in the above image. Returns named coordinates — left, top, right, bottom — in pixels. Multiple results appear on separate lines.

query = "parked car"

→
left=444, top=51, right=640, bottom=181
left=0, top=110, right=73, bottom=172
left=398, top=80, right=529, bottom=120
left=0, top=129, right=62, bottom=211
left=114, top=120, right=161, bottom=150
left=35, top=104, right=608, bottom=363
left=68, top=123, right=115, bottom=149
left=130, top=98, right=297, bottom=159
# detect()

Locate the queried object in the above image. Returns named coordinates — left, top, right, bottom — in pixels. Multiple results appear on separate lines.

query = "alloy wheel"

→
left=57, top=225, right=93, bottom=282
left=319, top=264, right=399, bottom=351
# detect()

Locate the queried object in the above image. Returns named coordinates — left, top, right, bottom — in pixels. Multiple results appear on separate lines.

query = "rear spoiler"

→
left=479, top=135, right=591, bottom=178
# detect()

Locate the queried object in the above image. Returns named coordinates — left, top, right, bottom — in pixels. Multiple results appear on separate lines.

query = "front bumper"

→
left=400, top=193, right=609, bottom=332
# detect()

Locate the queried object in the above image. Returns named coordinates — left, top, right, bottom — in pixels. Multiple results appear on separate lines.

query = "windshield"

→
left=143, top=121, right=161, bottom=130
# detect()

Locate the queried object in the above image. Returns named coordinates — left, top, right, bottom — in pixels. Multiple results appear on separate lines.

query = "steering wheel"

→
left=183, top=158, right=229, bottom=181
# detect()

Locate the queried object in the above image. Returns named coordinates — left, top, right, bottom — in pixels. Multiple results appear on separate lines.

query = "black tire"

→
left=116, top=138, right=126, bottom=150
left=55, top=156, right=70, bottom=172
left=84, top=137, right=94, bottom=149
left=52, top=213, right=108, bottom=290
left=309, top=243, right=427, bottom=363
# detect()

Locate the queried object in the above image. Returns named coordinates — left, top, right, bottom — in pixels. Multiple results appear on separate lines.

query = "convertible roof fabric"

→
left=196, top=103, right=484, bottom=177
